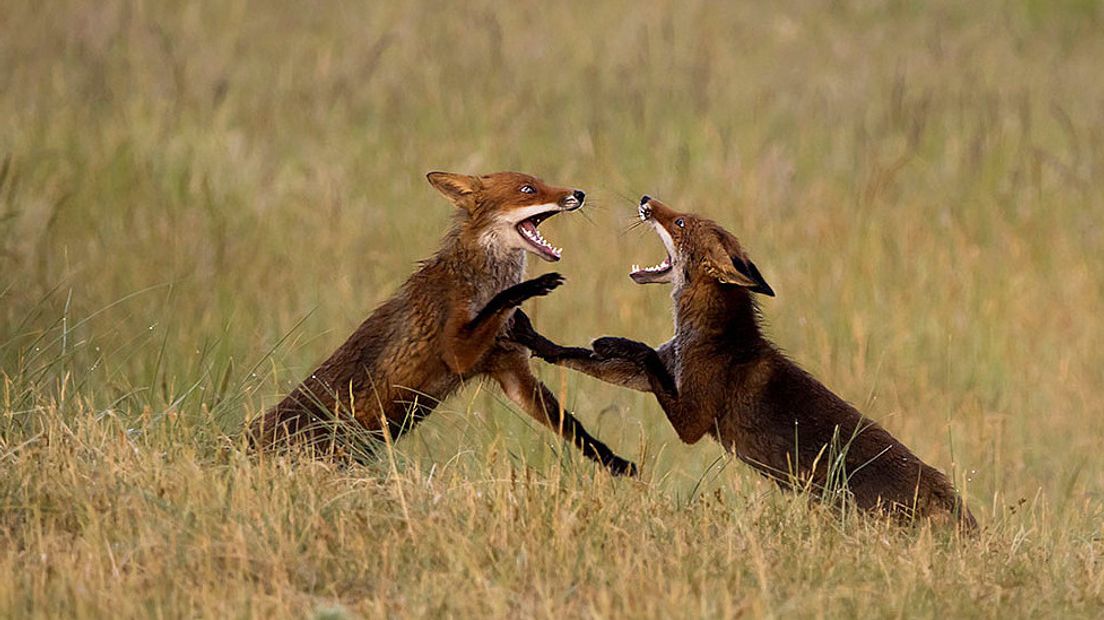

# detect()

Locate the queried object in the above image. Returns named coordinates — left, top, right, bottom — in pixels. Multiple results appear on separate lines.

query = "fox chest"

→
left=711, top=403, right=795, bottom=476
left=380, top=270, right=522, bottom=378
left=691, top=368, right=777, bottom=450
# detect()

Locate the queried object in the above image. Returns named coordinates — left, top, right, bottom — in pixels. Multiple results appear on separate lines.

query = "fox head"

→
left=628, top=195, right=774, bottom=296
left=426, top=171, right=585, bottom=262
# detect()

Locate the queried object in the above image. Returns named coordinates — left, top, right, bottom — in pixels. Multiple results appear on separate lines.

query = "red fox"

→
left=249, top=171, right=635, bottom=476
left=511, top=195, right=976, bottom=528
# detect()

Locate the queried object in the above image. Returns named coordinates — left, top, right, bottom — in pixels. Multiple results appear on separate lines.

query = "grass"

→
left=2, top=0, right=1104, bottom=616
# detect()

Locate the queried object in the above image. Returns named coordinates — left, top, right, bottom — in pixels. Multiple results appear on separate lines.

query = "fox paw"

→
left=591, top=337, right=654, bottom=363
left=506, top=309, right=540, bottom=345
left=505, top=312, right=555, bottom=356
left=509, top=272, right=565, bottom=305
left=587, top=443, right=639, bottom=477
left=606, top=456, right=639, bottom=477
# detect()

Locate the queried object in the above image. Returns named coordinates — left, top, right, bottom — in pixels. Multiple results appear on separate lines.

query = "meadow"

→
left=2, top=0, right=1103, bottom=617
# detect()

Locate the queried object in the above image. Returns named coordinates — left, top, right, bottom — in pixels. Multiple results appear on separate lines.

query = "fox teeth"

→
left=632, top=258, right=669, bottom=273
left=522, top=225, right=560, bottom=255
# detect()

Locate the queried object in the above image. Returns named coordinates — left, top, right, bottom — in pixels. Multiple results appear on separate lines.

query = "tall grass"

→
left=2, top=0, right=1103, bottom=616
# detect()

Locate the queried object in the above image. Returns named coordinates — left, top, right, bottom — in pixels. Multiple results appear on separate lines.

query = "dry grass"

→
left=2, top=0, right=1104, bottom=617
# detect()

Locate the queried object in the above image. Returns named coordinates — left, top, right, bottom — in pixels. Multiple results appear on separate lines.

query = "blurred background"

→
left=5, top=0, right=1104, bottom=494
left=5, top=0, right=1104, bottom=493
left=1, top=1, right=1103, bottom=614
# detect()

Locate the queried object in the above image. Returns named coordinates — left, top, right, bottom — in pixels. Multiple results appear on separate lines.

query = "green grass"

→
left=2, top=0, right=1104, bottom=617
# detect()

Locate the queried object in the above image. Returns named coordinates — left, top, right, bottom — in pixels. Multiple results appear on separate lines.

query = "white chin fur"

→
left=479, top=204, right=564, bottom=260
left=653, top=221, right=676, bottom=257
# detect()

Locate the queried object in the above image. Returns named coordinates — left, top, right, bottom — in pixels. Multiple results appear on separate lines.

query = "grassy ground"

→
left=3, top=0, right=1104, bottom=617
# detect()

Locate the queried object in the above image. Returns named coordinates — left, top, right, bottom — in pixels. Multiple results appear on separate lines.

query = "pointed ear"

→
left=731, top=256, right=775, bottom=296
left=700, top=239, right=775, bottom=296
left=700, top=240, right=748, bottom=286
left=426, top=172, right=479, bottom=206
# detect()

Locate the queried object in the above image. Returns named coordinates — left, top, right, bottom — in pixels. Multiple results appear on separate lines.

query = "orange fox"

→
left=512, top=196, right=975, bottom=528
left=250, top=172, right=635, bottom=476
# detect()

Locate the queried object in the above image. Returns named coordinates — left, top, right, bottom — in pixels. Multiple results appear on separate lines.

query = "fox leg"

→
left=442, top=273, right=564, bottom=375
left=505, top=312, right=710, bottom=445
left=589, top=337, right=713, bottom=445
left=492, top=364, right=638, bottom=476
left=589, top=337, right=678, bottom=396
left=506, top=310, right=657, bottom=392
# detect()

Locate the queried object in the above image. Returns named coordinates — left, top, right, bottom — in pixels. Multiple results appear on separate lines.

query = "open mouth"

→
left=629, top=255, right=672, bottom=283
left=629, top=197, right=674, bottom=283
left=516, top=210, right=563, bottom=261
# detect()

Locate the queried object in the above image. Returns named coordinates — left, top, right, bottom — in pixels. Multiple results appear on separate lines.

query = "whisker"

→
left=620, top=218, right=649, bottom=236
left=580, top=197, right=605, bottom=212
left=609, top=190, right=641, bottom=207
left=580, top=197, right=606, bottom=214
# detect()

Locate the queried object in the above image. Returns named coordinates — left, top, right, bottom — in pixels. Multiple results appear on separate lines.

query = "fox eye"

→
left=519, top=185, right=536, bottom=194
left=675, top=218, right=685, bottom=228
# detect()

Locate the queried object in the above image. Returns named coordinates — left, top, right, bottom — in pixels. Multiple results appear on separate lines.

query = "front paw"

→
left=591, top=337, right=653, bottom=364
left=508, top=272, right=565, bottom=305
left=506, top=309, right=540, bottom=345
left=505, top=309, right=566, bottom=360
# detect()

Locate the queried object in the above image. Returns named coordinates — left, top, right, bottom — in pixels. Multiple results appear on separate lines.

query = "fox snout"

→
left=637, top=195, right=672, bottom=223
left=561, top=189, right=586, bottom=211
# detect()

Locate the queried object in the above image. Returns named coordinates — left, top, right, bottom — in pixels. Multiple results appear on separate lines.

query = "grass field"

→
left=3, top=0, right=1104, bottom=617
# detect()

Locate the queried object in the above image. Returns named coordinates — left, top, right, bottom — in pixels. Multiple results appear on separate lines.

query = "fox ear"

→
left=426, top=172, right=479, bottom=206
left=701, top=239, right=775, bottom=296
left=731, top=256, right=775, bottom=296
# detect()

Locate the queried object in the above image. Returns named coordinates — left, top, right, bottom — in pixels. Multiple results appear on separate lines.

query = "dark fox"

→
left=512, top=195, right=975, bottom=528
left=249, top=171, right=636, bottom=476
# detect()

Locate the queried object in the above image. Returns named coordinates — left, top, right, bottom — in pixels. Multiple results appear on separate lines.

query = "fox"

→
left=249, top=171, right=636, bottom=476
left=510, top=195, right=976, bottom=529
